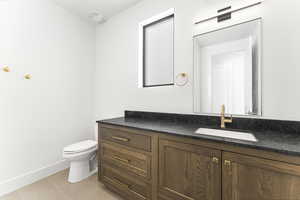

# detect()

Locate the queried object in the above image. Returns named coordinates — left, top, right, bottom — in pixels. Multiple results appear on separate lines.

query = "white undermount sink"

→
left=195, top=128, right=258, bottom=142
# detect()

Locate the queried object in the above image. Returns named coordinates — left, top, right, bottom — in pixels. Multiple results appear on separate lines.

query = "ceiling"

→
left=52, top=0, right=142, bottom=23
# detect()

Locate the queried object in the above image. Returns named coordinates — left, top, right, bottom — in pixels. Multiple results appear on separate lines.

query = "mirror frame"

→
left=193, top=19, right=263, bottom=117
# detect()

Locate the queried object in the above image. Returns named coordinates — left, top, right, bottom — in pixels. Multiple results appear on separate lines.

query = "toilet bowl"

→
left=63, top=140, right=98, bottom=183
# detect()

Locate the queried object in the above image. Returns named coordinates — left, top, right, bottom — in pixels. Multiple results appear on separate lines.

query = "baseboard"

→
left=0, top=160, right=69, bottom=197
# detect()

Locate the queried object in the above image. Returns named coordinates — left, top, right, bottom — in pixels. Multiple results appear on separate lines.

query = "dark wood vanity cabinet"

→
left=222, top=152, right=300, bottom=200
left=99, top=124, right=300, bottom=200
left=99, top=125, right=158, bottom=200
left=158, top=139, right=221, bottom=200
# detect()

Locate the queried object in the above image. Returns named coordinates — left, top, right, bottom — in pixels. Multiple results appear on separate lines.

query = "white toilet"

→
left=63, top=126, right=98, bottom=183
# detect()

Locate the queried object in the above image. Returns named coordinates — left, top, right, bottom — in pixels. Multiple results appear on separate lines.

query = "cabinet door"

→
left=159, top=139, right=221, bottom=200
left=223, top=152, right=300, bottom=200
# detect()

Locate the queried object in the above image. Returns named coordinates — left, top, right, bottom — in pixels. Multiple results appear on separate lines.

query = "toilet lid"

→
left=64, top=140, right=97, bottom=154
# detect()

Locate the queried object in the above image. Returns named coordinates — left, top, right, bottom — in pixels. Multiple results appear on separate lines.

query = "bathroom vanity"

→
left=97, top=111, right=300, bottom=200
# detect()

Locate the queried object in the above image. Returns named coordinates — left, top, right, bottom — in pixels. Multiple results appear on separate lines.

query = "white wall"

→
left=1, top=0, right=300, bottom=194
left=95, top=0, right=202, bottom=120
left=0, top=0, right=95, bottom=194
left=94, top=0, right=300, bottom=121
left=261, top=0, right=300, bottom=120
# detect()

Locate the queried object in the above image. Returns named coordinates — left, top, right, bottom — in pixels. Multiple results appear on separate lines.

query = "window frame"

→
left=138, top=8, right=175, bottom=88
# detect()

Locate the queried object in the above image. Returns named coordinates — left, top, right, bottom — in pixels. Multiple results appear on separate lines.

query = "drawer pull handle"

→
left=112, top=178, right=130, bottom=189
left=111, top=178, right=146, bottom=200
left=112, top=136, right=130, bottom=142
left=113, top=156, right=130, bottom=163
left=212, top=157, right=219, bottom=164
left=131, top=190, right=147, bottom=200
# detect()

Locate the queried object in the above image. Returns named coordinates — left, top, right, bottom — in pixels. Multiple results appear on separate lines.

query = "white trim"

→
left=0, top=160, right=69, bottom=197
left=138, top=8, right=175, bottom=88
left=193, top=38, right=201, bottom=113
left=256, top=19, right=263, bottom=116
left=140, top=8, right=175, bottom=27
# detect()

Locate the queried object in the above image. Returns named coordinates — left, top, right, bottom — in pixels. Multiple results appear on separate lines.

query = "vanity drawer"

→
left=101, top=142, right=151, bottom=180
left=102, top=165, right=151, bottom=200
left=101, top=127, right=152, bottom=152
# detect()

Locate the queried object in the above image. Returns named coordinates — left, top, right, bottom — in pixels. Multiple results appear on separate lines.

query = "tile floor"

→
left=0, top=170, right=122, bottom=200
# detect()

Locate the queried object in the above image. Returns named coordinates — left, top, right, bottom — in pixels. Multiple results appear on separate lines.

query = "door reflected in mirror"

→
left=194, top=19, right=262, bottom=116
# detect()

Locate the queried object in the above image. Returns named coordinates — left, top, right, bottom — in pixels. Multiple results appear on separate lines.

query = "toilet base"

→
left=68, top=160, right=98, bottom=183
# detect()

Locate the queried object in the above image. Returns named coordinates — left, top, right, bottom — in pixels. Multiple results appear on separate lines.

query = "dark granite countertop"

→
left=97, top=111, right=300, bottom=157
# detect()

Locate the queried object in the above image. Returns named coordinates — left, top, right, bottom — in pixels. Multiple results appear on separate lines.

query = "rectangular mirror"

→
left=194, top=19, right=262, bottom=116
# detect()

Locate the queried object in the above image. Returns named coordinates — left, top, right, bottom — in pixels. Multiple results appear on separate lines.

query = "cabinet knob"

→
left=212, top=157, right=219, bottom=164
left=224, top=160, right=231, bottom=166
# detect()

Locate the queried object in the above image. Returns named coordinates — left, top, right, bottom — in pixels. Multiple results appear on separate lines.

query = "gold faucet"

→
left=221, top=104, right=232, bottom=129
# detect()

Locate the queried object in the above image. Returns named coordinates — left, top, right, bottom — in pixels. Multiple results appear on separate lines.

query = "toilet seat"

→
left=63, top=140, right=97, bottom=154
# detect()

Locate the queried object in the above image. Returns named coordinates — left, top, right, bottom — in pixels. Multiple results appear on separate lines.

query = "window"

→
left=138, top=9, right=175, bottom=88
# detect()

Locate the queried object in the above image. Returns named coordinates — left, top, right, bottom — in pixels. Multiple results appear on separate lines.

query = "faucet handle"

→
left=226, top=115, right=233, bottom=123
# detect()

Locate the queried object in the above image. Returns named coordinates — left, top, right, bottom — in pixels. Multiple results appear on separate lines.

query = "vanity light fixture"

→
left=194, top=0, right=263, bottom=25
